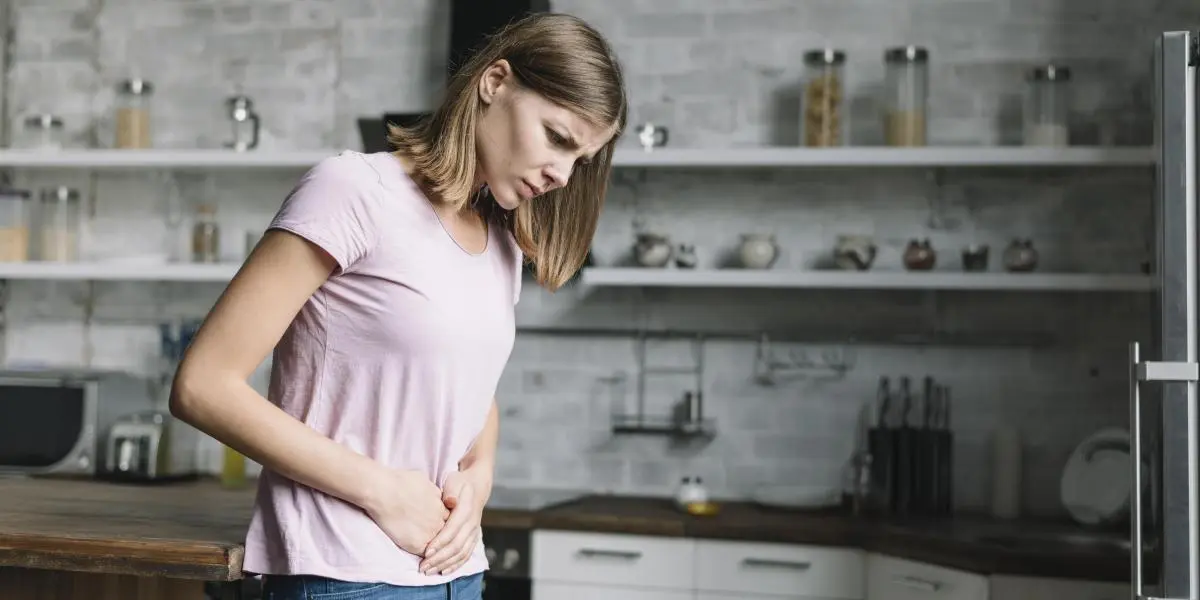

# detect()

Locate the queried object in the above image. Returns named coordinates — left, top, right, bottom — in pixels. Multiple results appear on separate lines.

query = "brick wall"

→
left=3, top=0, right=1188, bottom=517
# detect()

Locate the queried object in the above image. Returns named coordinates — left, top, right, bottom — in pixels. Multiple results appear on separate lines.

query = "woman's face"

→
left=475, top=60, right=615, bottom=211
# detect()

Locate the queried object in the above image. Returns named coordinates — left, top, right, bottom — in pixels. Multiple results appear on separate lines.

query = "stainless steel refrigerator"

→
left=1131, top=29, right=1200, bottom=600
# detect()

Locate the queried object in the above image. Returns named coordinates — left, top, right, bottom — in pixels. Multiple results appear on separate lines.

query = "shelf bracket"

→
left=81, top=280, right=95, bottom=368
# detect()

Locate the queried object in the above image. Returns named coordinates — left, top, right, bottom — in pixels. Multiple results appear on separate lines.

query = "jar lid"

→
left=1030, top=65, right=1071, bottom=81
left=803, top=48, right=846, bottom=66
left=24, top=114, right=63, bottom=129
left=118, top=78, right=154, bottom=95
left=884, top=46, right=929, bottom=63
left=40, top=186, right=80, bottom=202
left=0, top=187, right=31, bottom=200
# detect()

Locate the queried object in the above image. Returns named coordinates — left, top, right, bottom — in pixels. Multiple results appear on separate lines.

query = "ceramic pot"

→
left=903, top=238, right=936, bottom=271
left=635, top=233, right=672, bottom=267
left=1003, top=239, right=1039, bottom=272
left=739, top=234, right=779, bottom=269
left=834, top=235, right=877, bottom=271
left=961, top=244, right=990, bottom=272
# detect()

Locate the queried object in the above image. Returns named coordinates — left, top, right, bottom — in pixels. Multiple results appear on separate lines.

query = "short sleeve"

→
left=268, top=152, right=383, bottom=273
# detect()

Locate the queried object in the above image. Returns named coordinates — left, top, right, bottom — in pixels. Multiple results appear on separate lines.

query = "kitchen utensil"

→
left=635, top=123, right=669, bottom=150
left=634, top=232, right=672, bottom=267
left=1060, top=427, right=1132, bottom=526
left=913, top=375, right=937, bottom=514
left=1003, top=238, right=1039, bottom=272
left=867, top=376, right=896, bottom=514
left=893, top=376, right=917, bottom=514
left=224, top=95, right=260, bottom=151
left=934, top=385, right=954, bottom=514
left=833, top=234, right=877, bottom=270
left=903, top=238, right=936, bottom=270
left=738, top=234, right=779, bottom=269
left=961, top=244, right=989, bottom=271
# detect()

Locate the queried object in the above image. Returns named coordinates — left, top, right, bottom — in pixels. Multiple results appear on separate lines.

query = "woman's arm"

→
left=170, top=229, right=448, bottom=554
left=458, top=399, right=500, bottom=499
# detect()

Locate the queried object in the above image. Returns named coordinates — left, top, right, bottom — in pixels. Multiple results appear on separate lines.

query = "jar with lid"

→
left=38, top=186, right=80, bottom=262
left=801, top=48, right=847, bottom=147
left=1023, top=65, right=1071, bottom=146
left=0, top=188, right=32, bottom=262
left=883, top=46, right=929, bottom=147
left=192, top=203, right=220, bottom=263
left=21, top=114, right=65, bottom=150
left=115, top=78, right=154, bottom=149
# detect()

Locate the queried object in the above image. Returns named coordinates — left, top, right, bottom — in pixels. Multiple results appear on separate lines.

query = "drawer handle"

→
left=741, top=558, right=813, bottom=571
left=891, top=575, right=943, bottom=592
left=577, top=548, right=643, bottom=560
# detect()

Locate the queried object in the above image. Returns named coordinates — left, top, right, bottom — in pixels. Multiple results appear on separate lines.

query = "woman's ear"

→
left=478, top=59, right=513, bottom=106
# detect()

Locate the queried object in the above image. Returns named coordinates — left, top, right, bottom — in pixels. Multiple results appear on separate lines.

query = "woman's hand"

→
left=419, top=470, right=486, bottom=575
left=363, top=468, right=451, bottom=557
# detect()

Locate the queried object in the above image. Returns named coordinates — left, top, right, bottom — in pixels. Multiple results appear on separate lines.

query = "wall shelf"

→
left=0, top=146, right=1154, bottom=170
left=580, top=267, right=1153, bottom=292
left=0, top=262, right=239, bottom=282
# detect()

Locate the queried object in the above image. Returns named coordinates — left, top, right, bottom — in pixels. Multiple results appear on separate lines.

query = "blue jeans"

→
left=261, top=572, right=483, bottom=600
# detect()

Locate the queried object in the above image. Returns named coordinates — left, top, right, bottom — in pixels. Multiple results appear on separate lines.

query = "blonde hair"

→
left=387, top=13, right=627, bottom=291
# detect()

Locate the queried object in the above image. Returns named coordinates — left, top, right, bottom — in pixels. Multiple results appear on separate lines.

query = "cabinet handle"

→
left=891, top=575, right=943, bottom=592
left=577, top=548, right=642, bottom=560
left=741, top=558, right=812, bottom=571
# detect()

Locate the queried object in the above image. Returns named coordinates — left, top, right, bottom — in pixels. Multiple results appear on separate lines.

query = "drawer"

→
left=867, top=554, right=988, bottom=600
left=534, top=582, right=693, bottom=600
left=695, top=540, right=865, bottom=599
left=531, top=530, right=694, bottom=590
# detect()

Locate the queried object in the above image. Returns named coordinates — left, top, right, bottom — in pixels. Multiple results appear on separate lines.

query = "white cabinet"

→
left=695, top=539, right=865, bottom=599
left=533, top=581, right=693, bottom=600
left=866, top=554, right=989, bottom=600
left=988, top=574, right=1129, bottom=600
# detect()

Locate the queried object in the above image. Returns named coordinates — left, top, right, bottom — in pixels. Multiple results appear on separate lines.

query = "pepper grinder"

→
left=225, top=95, right=260, bottom=151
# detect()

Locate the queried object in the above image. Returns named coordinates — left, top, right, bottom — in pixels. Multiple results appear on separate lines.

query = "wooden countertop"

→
left=0, top=477, right=1129, bottom=583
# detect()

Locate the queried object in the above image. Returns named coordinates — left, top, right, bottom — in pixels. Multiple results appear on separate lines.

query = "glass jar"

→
left=1023, top=65, right=1071, bottom=147
left=38, top=186, right=80, bottom=262
left=115, top=78, right=153, bottom=149
left=883, top=46, right=929, bottom=147
left=0, top=188, right=32, bottom=262
left=801, top=48, right=847, bottom=147
left=21, top=114, right=65, bottom=150
left=192, top=203, right=220, bottom=263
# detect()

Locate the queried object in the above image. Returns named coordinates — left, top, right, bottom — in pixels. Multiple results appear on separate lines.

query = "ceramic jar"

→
left=1003, top=239, right=1039, bottom=272
left=903, top=238, right=936, bottom=271
left=739, top=234, right=779, bottom=269
left=961, top=244, right=989, bottom=272
left=675, top=244, right=697, bottom=269
left=635, top=232, right=672, bottom=267
left=834, top=235, right=877, bottom=270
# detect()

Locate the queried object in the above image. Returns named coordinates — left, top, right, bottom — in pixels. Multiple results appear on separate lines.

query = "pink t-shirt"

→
left=242, top=150, right=521, bottom=585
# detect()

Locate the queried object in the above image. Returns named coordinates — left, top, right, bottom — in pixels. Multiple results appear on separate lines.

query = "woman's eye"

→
left=546, top=127, right=567, bottom=146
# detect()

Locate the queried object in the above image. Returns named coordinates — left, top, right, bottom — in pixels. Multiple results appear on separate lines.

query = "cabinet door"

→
left=533, top=581, right=694, bottom=600
left=866, top=554, right=988, bottom=600
left=695, top=540, right=864, bottom=599
left=697, top=592, right=815, bottom=600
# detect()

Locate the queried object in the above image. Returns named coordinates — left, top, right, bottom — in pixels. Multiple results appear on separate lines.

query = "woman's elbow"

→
left=168, top=365, right=211, bottom=425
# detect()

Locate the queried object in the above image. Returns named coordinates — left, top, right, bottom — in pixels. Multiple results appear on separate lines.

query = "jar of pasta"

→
left=115, top=78, right=153, bottom=149
left=801, top=48, right=847, bottom=147
left=38, top=186, right=80, bottom=262
left=883, top=46, right=929, bottom=147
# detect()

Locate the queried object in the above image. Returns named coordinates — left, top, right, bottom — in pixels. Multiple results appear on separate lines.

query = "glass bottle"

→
left=191, top=203, right=220, bottom=263
left=1023, top=65, right=1071, bottom=146
left=883, top=46, right=930, bottom=147
left=38, top=186, right=80, bottom=262
left=21, top=114, right=65, bottom=150
left=115, top=78, right=154, bottom=149
left=801, top=48, right=847, bottom=147
left=0, top=188, right=31, bottom=262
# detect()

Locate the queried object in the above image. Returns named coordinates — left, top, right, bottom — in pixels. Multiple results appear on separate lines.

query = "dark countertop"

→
left=0, top=477, right=1129, bottom=583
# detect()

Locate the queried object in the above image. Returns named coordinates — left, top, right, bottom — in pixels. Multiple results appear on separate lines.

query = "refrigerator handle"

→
left=1130, top=341, right=1144, bottom=599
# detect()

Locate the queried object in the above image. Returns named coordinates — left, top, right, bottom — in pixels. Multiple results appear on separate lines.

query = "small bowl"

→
left=684, top=501, right=721, bottom=517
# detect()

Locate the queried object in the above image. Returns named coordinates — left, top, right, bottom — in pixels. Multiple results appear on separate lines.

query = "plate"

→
left=1060, top=427, right=1132, bottom=526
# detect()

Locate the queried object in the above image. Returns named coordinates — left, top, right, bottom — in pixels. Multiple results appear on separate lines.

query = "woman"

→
left=169, top=12, right=626, bottom=600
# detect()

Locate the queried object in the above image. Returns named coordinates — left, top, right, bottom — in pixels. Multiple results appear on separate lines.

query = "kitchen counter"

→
left=0, top=477, right=1129, bottom=591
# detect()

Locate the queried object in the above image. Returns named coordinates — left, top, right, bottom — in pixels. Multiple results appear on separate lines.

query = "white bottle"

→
left=675, top=476, right=708, bottom=509
left=989, top=425, right=1022, bottom=519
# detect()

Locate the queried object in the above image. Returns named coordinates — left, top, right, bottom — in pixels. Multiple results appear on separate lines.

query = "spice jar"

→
left=1023, top=65, right=1071, bottom=147
left=883, top=46, right=929, bottom=147
left=0, top=188, right=32, bottom=262
left=192, top=203, right=220, bottom=263
left=115, top=78, right=153, bottom=149
left=38, top=186, right=80, bottom=262
left=21, top=114, right=65, bottom=150
left=801, top=48, right=847, bottom=147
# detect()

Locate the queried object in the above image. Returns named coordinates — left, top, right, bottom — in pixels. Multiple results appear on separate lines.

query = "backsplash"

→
left=1, top=0, right=1188, bottom=517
